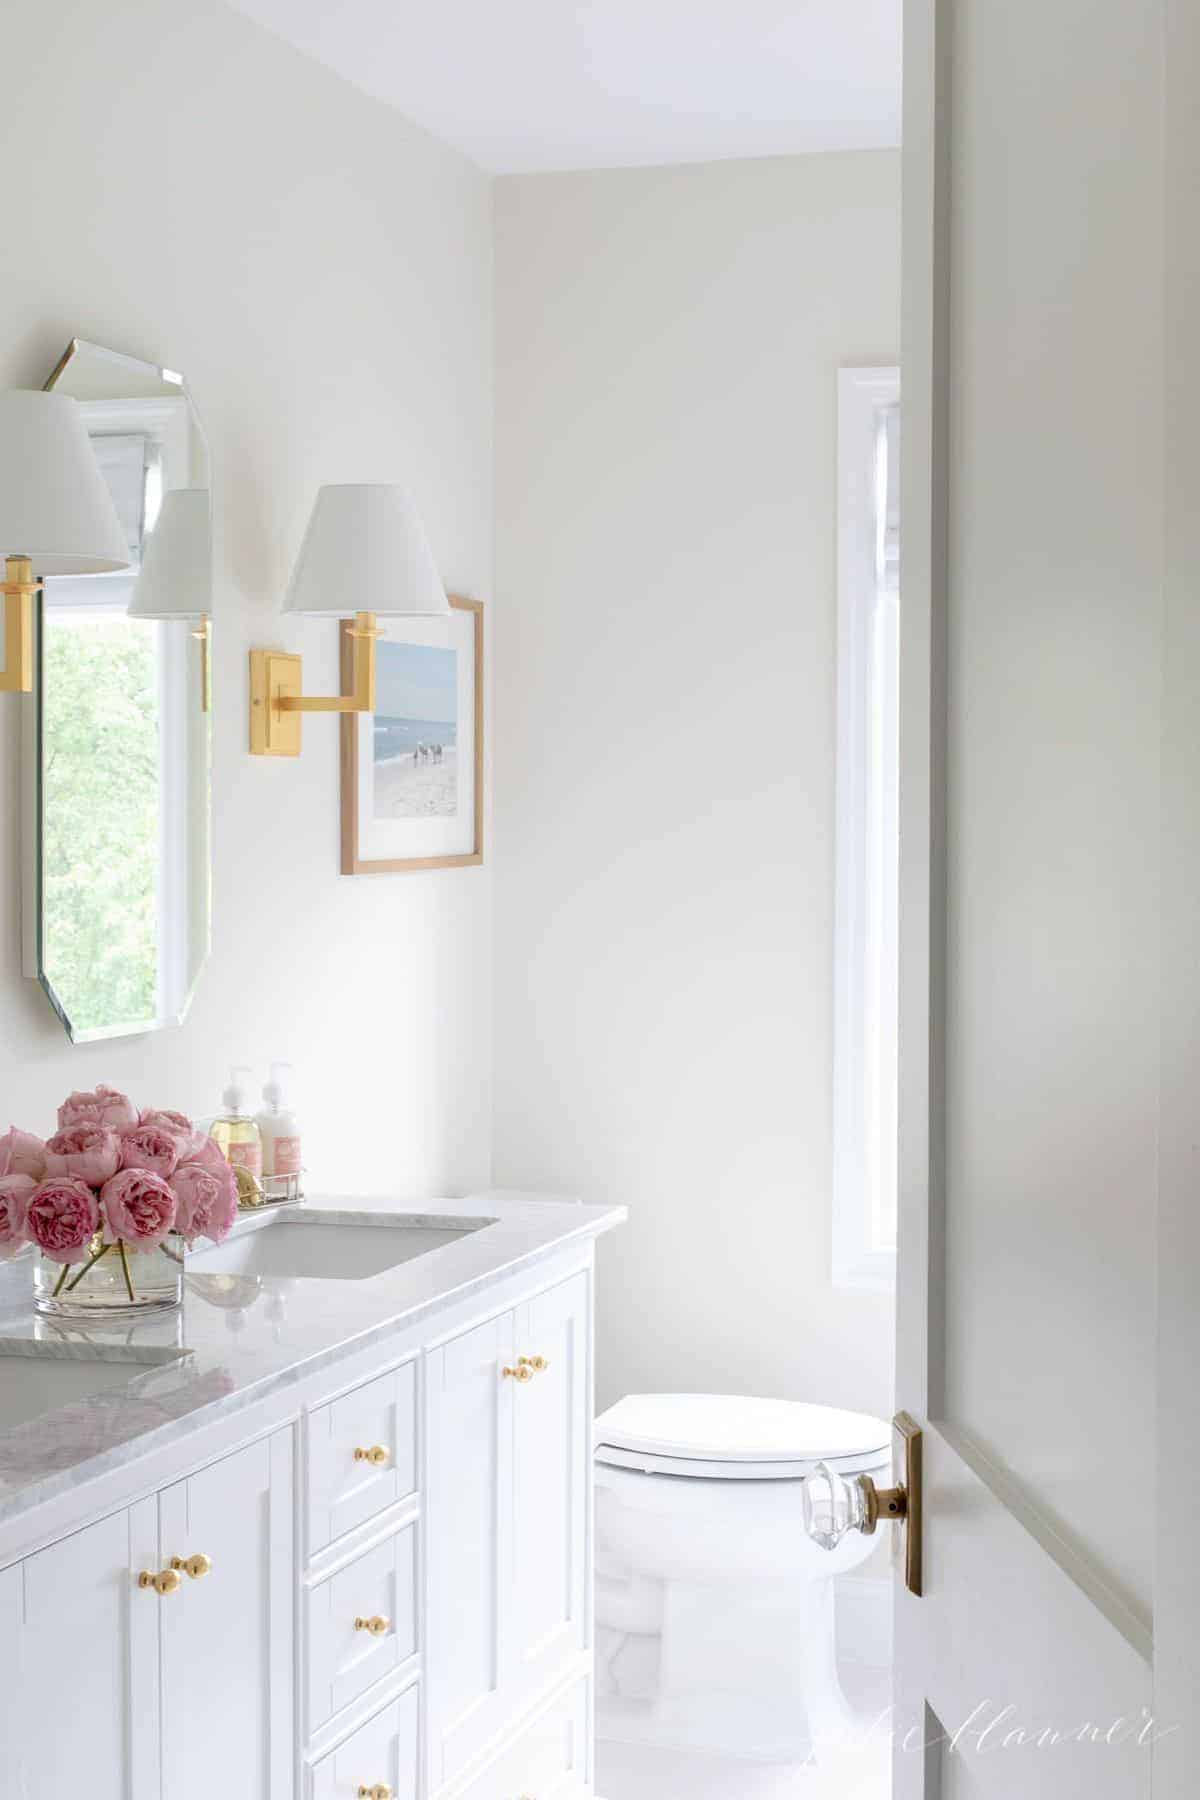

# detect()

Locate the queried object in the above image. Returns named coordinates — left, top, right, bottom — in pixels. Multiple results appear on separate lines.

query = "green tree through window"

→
left=41, top=613, right=159, bottom=1034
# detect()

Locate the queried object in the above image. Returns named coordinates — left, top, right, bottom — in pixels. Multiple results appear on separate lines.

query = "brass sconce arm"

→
left=0, top=555, right=37, bottom=695
left=249, top=610, right=379, bottom=757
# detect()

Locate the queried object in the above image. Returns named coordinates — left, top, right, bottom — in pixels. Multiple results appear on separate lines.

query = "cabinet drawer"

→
left=308, top=1521, right=418, bottom=1731
left=309, top=1361, right=417, bottom=1551
left=457, top=1679, right=588, bottom=1800
left=309, top=1687, right=419, bottom=1800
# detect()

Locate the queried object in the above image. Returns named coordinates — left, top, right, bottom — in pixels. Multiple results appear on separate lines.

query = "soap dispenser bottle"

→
left=257, top=1062, right=302, bottom=1199
left=210, top=1067, right=263, bottom=1178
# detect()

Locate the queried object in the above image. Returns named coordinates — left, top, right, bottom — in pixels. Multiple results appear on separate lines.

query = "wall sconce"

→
left=250, top=483, right=449, bottom=757
left=129, top=487, right=213, bottom=709
left=0, top=390, right=130, bottom=693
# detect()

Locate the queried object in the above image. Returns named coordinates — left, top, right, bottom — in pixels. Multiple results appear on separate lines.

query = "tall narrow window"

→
left=833, top=367, right=900, bottom=1291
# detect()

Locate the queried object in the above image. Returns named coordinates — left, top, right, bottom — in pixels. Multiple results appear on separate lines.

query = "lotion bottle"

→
left=257, top=1062, right=302, bottom=1191
left=209, top=1067, right=263, bottom=1178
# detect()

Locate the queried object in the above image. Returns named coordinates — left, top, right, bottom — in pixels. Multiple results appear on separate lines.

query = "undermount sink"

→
left=185, top=1211, right=490, bottom=1282
left=0, top=1343, right=192, bottom=1434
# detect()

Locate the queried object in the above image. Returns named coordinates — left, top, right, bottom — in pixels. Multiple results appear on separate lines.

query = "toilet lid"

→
left=594, top=1393, right=892, bottom=1479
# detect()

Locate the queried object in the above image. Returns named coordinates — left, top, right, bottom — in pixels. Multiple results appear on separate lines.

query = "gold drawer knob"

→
left=356, top=1787, right=392, bottom=1799
left=354, top=1444, right=390, bottom=1465
left=138, top=1568, right=182, bottom=1597
left=518, top=1355, right=549, bottom=1374
left=502, top=1364, right=534, bottom=1382
left=170, top=1553, right=213, bottom=1580
left=354, top=1614, right=390, bottom=1637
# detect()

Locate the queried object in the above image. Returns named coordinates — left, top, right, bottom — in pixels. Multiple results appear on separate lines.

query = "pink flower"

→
left=25, top=1177, right=101, bottom=1264
left=170, top=1160, right=238, bottom=1246
left=0, top=1127, right=46, bottom=1182
left=140, top=1108, right=203, bottom=1159
left=44, top=1124, right=122, bottom=1187
left=118, top=1123, right=181, bottom=1181
left=0, top=1175, right=33, bottom=1258
left=183, top=1134, right=231, bottom=1177
left=58, top=1085, right=139, bottom=1131
left=100, top=1169, right=177, bottom=1251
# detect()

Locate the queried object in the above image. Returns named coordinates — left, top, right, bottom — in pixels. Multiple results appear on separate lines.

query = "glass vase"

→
left=33, top=1234, right=183, bottom=1318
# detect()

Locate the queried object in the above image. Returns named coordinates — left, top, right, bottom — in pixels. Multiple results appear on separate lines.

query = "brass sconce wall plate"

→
left=249, top=649, right=304, bottom=756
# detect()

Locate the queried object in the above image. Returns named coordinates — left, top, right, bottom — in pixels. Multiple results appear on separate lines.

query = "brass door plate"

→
left=249, top=650, right=303, bottom=756
left=894, top=1410, right=923, bottom=1597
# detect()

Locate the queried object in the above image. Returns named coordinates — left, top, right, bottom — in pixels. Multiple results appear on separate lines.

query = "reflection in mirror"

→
left=26, top=340, right=212, bottom=1042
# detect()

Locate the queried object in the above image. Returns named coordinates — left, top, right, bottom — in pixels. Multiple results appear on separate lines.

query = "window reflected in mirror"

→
left=27, top=340, right=212, bottom=1043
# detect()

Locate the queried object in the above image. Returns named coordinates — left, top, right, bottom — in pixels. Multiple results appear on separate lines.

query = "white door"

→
left=159, top=1430, right=294, bottom=1800
left=425, top=1309, right=517, bottom=1788
left=0, top=1499, right=160, bottom=1800
left=891, top=0, right=1176, bottom=1793
left=511, top=1272, right=590, bottom=1699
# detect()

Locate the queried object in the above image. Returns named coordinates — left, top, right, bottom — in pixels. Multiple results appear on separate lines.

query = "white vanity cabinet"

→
left=0, top=1431, right=294, bottom=1800
left=0, top=1235, right=602, bottom=1800
left=160, top=1432, right=295, bottom=1800
left=0, top=1500, right=161, bottom=1800
left=426, top=1271, right=590, bottom=1792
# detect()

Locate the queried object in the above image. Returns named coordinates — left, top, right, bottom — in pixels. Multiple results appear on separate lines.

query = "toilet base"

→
left=597, top=1574, right=855, bottom=1766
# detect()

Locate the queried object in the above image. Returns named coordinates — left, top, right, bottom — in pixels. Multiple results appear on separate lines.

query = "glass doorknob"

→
left=802, top=1461, right=908, bottom=1551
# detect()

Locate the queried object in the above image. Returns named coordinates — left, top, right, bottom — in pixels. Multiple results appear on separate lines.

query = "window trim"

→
left=832, top=365, right=900, bottom=1294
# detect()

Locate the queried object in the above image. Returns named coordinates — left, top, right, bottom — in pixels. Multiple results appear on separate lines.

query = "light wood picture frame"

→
left=340, top=594, right=484, bottom=874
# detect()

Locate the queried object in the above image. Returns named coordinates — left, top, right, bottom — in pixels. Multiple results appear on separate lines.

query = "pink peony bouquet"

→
left=1, top=1087, right=237, bottom=1300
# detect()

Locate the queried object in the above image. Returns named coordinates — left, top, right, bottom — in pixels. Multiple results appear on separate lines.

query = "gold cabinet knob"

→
left=356, top=1787, right=392, bottom=1799
left=170, top=1553, right=213, bottom=1580
left=353, top=1614, right=390, bottom=1637
left=502, top=1364, right=534, bottom=1382
left=518, top=1355, right=549, bottom=1374
left=353, top=1444, right=390, bottom=1465
left=138, top=1568, right=183, bottom=1597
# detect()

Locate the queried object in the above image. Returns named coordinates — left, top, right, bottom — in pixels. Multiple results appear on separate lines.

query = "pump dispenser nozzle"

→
left=263, top=1062, right=293, bottom=1112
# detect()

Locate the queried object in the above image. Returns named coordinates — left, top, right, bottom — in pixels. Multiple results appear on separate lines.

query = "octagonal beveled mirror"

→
left=22, top=339, right=212, bottom=1042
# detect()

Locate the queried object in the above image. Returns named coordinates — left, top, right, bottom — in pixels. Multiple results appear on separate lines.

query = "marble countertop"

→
left=0, top=1190, right=625, bottom=1532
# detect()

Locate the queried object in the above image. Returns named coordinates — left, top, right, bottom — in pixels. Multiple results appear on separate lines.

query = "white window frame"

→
left=832, top=366, right=900, bottom=1292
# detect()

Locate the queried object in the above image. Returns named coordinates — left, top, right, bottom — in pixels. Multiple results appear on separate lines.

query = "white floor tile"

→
left=596, top=1733, right=891, bottom=1800
left=597, top=1664, right=892, bottom=1800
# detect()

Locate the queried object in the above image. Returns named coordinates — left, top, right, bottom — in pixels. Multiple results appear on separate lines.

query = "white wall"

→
left=0, top=0, right=493, bottom=1192
left=493, top=153, right=900, bottom=1415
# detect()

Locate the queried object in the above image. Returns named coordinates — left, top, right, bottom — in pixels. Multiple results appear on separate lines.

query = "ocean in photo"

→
left=374, top=715, right=457, bottom=767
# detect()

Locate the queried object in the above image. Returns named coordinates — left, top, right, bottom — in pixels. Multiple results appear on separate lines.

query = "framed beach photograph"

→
left=340, top=595, right=483, bottom=874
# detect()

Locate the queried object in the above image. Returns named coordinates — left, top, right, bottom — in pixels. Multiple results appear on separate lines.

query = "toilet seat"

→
left=595, top=1392, right=891, bottom=1480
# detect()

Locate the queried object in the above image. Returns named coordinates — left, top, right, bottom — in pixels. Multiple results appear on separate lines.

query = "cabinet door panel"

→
left=160, top=1429, right=294, bottom=1800
left=0, top=1501, right=160, bottom=1800
left=425, top=1309, right=515, bottom=1788
left=456, top=1677, right=589, bottom=1800
left=512, top=1272, right=589, bottom=1697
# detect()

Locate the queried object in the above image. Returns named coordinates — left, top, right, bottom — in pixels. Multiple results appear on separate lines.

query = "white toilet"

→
left=594, top=1392, right=892, bottom=1766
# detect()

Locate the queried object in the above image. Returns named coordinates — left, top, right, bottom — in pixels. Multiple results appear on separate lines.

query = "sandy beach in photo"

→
left=374, top=745, right=458, bottom=819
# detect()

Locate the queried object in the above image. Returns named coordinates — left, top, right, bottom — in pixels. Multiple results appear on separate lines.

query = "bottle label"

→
left=228, top=1142, right=262, bottom=1176
left=273, top=1136, right=302, bottom=1176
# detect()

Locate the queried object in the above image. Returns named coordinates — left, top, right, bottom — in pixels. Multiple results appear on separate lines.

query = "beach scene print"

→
left=373, top=640, right=458, bottom=819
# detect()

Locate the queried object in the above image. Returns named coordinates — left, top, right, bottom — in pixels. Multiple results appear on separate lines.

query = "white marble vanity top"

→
left=0, top=1190, right=624, bottom=1529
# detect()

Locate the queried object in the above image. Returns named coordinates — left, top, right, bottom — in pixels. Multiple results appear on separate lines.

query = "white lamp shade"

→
left=129, top=488, right=211, bottom=619
left=282, top=483, right=449, bottom=618
left=0, top=390, right=131, bottom=575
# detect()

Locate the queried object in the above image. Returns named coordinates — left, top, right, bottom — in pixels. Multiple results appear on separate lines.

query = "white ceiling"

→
left=229, top=0, right=902, bottom=174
